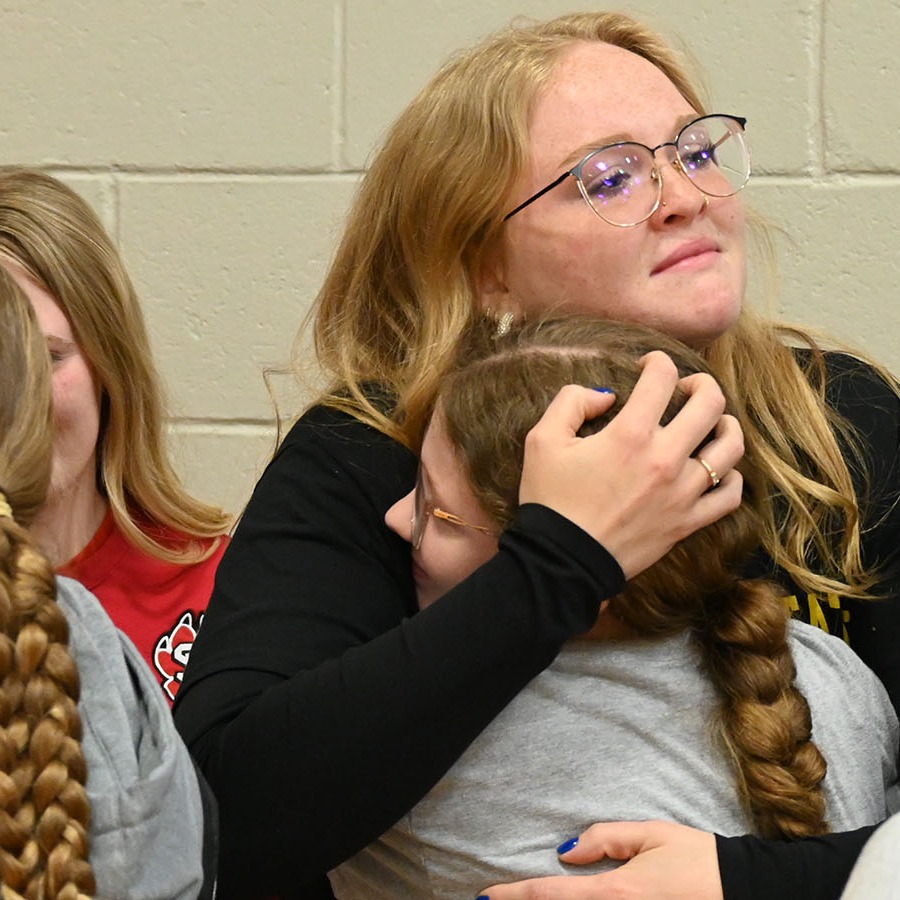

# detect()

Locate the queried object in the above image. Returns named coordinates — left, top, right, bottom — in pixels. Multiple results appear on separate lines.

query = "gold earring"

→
left=494, top=311, right=514, bottom=338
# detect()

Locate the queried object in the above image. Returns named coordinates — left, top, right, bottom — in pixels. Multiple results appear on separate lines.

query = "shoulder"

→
left=56, top=576, right=155, bottom=708
left=56, top=576, right=207, bottom=899
left=261, top=401, right=416, bottom=512
left=789, top=620, right=895, bottom=720
left=795, top=349, right=899, bottom=434
left=281, top=399, right=410, bottom=460
left=795, top=349, right=900, bottom=526
left=56, top=575, right=123, bottom=648
left=789, top=617, right=867, bottom=666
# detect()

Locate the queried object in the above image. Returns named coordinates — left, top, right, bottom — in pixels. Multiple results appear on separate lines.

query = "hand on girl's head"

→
left=518, top=355, right=743, bottom=581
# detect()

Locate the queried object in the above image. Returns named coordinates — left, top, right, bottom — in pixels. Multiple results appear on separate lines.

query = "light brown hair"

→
left=439, top=316, right=828, bottom=839
left=0, top=167, right=230, bottom=564
left=0, top=267, right=95, bottom=898
left=309, top=10, right=880, bottom=602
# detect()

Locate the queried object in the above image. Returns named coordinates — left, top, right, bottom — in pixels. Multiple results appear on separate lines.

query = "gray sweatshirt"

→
left=57, top=576, right=206, bottom=900
left=330, top=621, right=900, bottom=900
left=840, top=811, right=900, bottom=899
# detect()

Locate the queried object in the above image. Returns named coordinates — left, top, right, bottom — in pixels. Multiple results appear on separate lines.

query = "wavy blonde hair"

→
left=439, top=316, right=828, bottom=839
left=0, top=168, right=230, bottom=565
left=0, top=267, right=95, bottom=898
left=311, top=10, right=881, bottom=600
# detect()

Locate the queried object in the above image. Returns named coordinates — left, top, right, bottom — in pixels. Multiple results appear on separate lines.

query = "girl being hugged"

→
left=328, top=316, right=899, bottom=898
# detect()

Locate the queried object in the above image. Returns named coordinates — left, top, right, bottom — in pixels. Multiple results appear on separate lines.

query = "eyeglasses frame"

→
left=411, top=465, right=496, bottom=550
left=503, top=113, right=749, bottom=228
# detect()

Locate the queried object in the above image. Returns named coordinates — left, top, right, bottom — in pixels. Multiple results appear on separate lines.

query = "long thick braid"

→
left=0, top=518, right=94, bottom=899
left=0, top=265, right=95, bottom=898
left=698, top=578, right=828, bottom=838
left=618, top=496, right=830, bottom=838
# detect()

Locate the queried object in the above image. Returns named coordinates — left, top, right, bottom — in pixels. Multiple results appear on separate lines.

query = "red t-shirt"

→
left=58, top=510, right=228, bottom=705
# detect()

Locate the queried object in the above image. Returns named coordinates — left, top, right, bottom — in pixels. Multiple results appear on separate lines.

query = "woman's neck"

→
left=30, top=483, right=109, bottom=568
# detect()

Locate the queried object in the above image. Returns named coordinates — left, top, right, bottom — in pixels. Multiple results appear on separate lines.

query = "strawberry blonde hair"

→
left=0, top=168, right=230, bottom=564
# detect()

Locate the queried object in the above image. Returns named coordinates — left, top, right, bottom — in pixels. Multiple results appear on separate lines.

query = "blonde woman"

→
left=177, top=12, right=900, bottom=900
left=0, top=267, right=210, bottom=899
left=0, top=168, right=231, bottom=704
left=328, top=316, right=899, bottom=898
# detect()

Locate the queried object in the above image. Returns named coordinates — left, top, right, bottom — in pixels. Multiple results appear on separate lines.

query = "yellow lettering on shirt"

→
left=782, top=592, right=849, bottom=643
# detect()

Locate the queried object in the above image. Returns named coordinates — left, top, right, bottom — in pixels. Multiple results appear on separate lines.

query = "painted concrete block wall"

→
left=2, top=1, right=898, bottom=514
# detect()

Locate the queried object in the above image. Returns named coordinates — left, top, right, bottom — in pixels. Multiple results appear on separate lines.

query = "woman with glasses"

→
left=176, top=11, right=900, bottom=900
left=327, top=315, right=898, bottom=898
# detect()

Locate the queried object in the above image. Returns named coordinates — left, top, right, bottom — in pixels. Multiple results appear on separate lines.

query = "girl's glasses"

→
left=411, top=465, right=495, bottom=550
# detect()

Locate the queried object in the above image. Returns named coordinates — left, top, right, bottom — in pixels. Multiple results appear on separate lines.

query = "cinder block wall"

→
left=3, top=1, right=898, bottom=514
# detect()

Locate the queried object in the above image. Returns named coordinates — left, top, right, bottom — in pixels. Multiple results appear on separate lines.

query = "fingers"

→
left=690, top=413, right=744, bottom=491
left=613, top=350, right=681, bottom=432
left=558, top=820, right=671, bottom=864
left=690, top=468, right=743, bottom=531
left=478, top=872, right=614, bottom=899
left=528, top=384, right=617, bottom=443
left=517, top=362, right=745, bottom=580
left=659, top=370, right=727, bottom=457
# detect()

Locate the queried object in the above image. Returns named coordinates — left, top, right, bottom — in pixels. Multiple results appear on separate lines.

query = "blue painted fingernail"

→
left=475, top=896, right=490, bottom=899
left=592, top=387, right=614, bottom=394
left=557, top=836, right=579, bottom=855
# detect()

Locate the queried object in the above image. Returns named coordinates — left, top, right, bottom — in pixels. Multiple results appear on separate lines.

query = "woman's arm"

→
left=475, top=822, right=876, bottom=900
left=175, top=369, right=740, bottom=898
left=175, top=405, right=622, bottom=896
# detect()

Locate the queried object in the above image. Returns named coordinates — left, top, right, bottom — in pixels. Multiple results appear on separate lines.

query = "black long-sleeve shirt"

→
left=175, top=352, right=900, bottom=900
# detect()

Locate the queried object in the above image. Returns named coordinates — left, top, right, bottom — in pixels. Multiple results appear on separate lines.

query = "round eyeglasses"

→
left=411, top=465, right=495, bottom=550
left=504, top=114, right=750, bottom=228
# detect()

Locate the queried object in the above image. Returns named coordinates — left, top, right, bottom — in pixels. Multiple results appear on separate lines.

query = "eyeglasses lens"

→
left=677, top=116, right=750, bottom=197
left=579, top=146, right=656, bottom=226
left=412, top=467, right=425, bottom=549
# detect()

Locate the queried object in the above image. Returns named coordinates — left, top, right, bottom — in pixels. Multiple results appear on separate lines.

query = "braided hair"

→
left=0, top=266, right=95, bottom=898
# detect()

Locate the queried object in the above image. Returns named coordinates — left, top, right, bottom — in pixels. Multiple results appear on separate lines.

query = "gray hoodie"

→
left=57, top=576, right=208, bottom=900
left=841, top=812, right=900, bottom=900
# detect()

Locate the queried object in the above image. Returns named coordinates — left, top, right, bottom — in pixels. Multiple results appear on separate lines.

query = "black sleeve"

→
left=716, top=353, right=900, bottom=900
left=827, top=354, right=900, bottom=715
left=717, top=826, right=877, bottom=900
left=174, top=404, right=624, bottom=898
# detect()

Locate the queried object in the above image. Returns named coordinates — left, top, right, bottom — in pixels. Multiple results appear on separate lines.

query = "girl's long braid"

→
left=698, top=576, right=828, bottom=838
left=0, top=266, right=94, bottom=898
left=619, top=496, right=829, bottom=838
